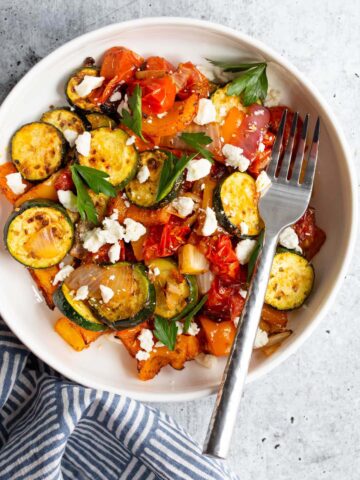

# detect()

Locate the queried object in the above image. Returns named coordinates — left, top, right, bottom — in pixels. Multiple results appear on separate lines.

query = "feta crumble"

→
left=75, top=131, right=91, bottom=157
left=126, top=136, right=136, bottom=146
left=5, top=172, right=26, bottom=195
left=187, top=322, right=200, bottom=336
left=137, top=165, right=150, bottom=183
left=123, top=218, right=146, bottom=242
left=194, top=98, right=217, bottom=125
left=195, top=353, right=217, bottom=369
left=264, top=88, right=281, bottom=108
left=74, top=285, right=89, bottom=301
left=186, top=158, right=212, bottom=181
left=57, top=190, right=78, bottom=212
left=222, top=144, right=250, bottom=172
left=138, top=329, right=154, bottom=352
left=254, top=328, right=269, bottom=348
left=108, top=242, right=121, bottom=263
left=172, top=196, right=195, bottom=217
left=100, top=285, right=114, bottom=304
left=109, top=91, right=122, bottom=102
left=52, top=265, right=74, bottom=286
left=239, top=288, right=247, bottom=299
left=135, top=350, right=150, bottom=361
left=258, top=142, right=265, bottom=152
left=235, top=239, right=257, bottom=265
left=63, top=129, right=79, bottom=147
left=233, top=316, right=240, bottom=327
left=255, top=171, right=272, bottom=195
left=202, top=207, right=218, bottom=236
left=279, top=227, right=301, bottom=252
left=240, top=221, right=249, bottom=236
left=157, top=112, right=168, bottom=119
left=75, top=75, right=104, bottom=97
left=117, top=94, right=129, bottom=114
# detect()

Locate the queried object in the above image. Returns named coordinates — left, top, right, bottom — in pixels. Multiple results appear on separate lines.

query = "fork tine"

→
left=303, top=117, right=320, bottom=189
left=267, top=109, right=287, bottom=178
left=278, top=112, right=299, bottom=181
left=289, top=114, right=309, bottom=184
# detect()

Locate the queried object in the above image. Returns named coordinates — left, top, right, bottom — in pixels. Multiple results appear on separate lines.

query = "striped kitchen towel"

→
left=0, top=318, right=239, bottom=480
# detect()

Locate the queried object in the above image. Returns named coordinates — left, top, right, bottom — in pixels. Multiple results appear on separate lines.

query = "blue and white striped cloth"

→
left=0, top=318, right=239, bottom=480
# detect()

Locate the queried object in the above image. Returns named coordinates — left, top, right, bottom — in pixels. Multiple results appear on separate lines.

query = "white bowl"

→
left=0, top=18, right=356, bottom=402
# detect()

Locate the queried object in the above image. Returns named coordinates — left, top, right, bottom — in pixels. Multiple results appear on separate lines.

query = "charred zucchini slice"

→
left=265, top=251, right=314, bottom=310
left=41, top=108, right=86, bottom=139
left=11, top=122, right=66, bottom=181
left=125, top=150, right=182, bottom=208
left=88, top=262, right=155, bottom=330
left=85, top=113, right=116, bottom=130
left=53, top=283, right=107, bottom=332
left=77, top=127, right=138, bottom=188
left=4, top=200, right=74, bottom=268
left=65, top=67, right=102, bottom=113
left=213, top=172, right=263, bottom=237
left=148, top=258, right=198, bottom=321
left=211, top=85, right=246, bottom=122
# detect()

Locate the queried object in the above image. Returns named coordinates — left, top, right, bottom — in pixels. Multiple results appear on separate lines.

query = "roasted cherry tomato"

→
left=145, top=56, right=175, bottom=73
left=205, top=277, right=245, bottom=321
left=54, top=168, right=74, bottom=191
left=133, top=76, right=176, bottom=115
left=143, top=217, right=190, bottom=260
left=171, top=62, right=210, bottom=100
left=293, top=207, right=326, bottom=260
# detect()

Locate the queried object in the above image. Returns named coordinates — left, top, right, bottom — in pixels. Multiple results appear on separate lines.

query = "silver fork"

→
left=203, top=111, right=320, bottom=459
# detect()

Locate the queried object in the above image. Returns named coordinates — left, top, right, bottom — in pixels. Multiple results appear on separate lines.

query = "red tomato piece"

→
left=268, top=106, right=303, bottom=150
left=133, top=76, right=176, bottom=115
left=145, top=56, right=175, bottom=73
left=205, top=277, right=245, bottom=321
left=171, top=62, right=210, bottom=100
left=143, top=218, right=190, bottom=261
left=54, top=168, right=74, bottom=191
left=293, top=208, right=326, bottom=260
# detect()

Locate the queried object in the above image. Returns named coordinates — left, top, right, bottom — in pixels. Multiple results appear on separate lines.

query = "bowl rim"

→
left=0, top=17, right=357, bottom=402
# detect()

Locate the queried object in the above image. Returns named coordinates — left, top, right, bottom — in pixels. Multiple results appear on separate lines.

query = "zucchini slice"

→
left=211, top=85, right=246, bottom=122
left=85, top=113, right=116, bottom=130
left=4, top=200, right=74, bottom=268
left=213, top=172, right=263, bottom=237
left=148, top=258, right=198, bottom=321
left=88, top=262, right=155, bottom=330
left=65, top=67, right=102, bottom=113
left=53, top=283, right=107, bottom=332
left=125, top=150, right=182, bottom=208
left=41, top=108, right=86, bottom=138
left=11, top=122, right=67, bottom=181
left=77, top=127, right=138, bottom=188
left=265, top=251, right=314, bottom=310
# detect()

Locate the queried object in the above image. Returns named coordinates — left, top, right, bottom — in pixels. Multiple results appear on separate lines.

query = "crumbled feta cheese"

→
left=187, top=322, right=200, bottom=336
left=239, top=288, right=247, bottom=299
left=109, top=274, right=115, bottom=281
left=135, top=350, right=150, bottom=361
left=157, top=112, right=168, bottom=119
left=137, top=165, right=150, bottom=183
left=110, top=91, right=122, bottom=102
left=186, top=158, right=212, bottom=181
left=194, top=98, right=217, bottom=125
left=219, top=106, right=227, bottom=118
left=240, top=221, right=249, bottom=236
left=75, top=131, right=91, bottom=156
left=254, top=327, right=269, bottom=348
left=153, top=267, right=160, bottom=276
left=5, top=172, right=26, bottom=195
left=100, top=284, right=114, bottom=304
left=138, top=328, right=154, bottom=352
left=74, top=75, right=104, bottom=97
left=255, top=171, right=272, bottom=195
left=126, top=136, right=136, bottom=146
left=172, top=196, right=195, bottom=217
left=222, top=144, right=250, bottom=172
left=108, top=242, right=121, bottom=263
left=63, top=129, right=79, bottom=147
left=57, top=190, right=78, bottom=212
left=74, top=285, right=89, bottom=301
left=123, top=218, right=146, bottom=242
left=102, top=215, right=124, bottom=242
left=195, top=353, right=217, bottom=369
left=279, top=227, right=301, bottom=252
left=264, top=88, right=281, bottom=108
left=233, top=316, right=240, bottom=327
left=155, top=340, right=165, bottom=347
left=176, top=321, right=184, bottom=335
left=202, top=207, right=218, bottom=236
left=258, top=142, right=265, bottom=152
left=82, top=228, right=108, bottom=253
left=117, top=94, right=129, bottom=114
left=235, top=239, right=257, bottom=265
left=52, top=265, right=74, bottom=285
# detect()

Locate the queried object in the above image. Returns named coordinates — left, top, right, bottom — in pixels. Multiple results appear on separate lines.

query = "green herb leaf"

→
left=182, top=295, right=208, bottom=333
left=180, top=132, right=214, bottom=162
left=156, top=151, right=197, bottom=202
left=121, top=84, right=144, bottom=140
left=207, top=58, right=263, bottom=72
left=154, top=316, right=178, bottom=351
left=70, top=165, right=98, bottom=224
left=74, top=165, right=116, bottom=197
left=247, top=230, right=265, bottom=282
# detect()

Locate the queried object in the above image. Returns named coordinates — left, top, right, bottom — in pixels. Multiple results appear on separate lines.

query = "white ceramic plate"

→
left=0, top=18, right=356, bottom=402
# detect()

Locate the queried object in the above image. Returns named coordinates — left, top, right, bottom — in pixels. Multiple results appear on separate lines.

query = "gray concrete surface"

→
left=1, top=1, right=359, bottom=478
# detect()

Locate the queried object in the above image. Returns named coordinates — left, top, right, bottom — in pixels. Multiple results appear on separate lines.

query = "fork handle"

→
left=203, top=229, right=279, bottom=459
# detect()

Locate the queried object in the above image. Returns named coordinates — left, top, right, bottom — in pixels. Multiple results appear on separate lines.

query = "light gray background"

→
left=1, top=1, right=359, bottom=478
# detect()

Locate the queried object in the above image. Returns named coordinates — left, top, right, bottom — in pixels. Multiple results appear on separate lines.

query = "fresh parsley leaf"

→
left=156, top=151, right=197, bottom=202
left=73, top=165, right=116, bottom=197
left=182, top=295, right=208, bottom=333
left=180, top=132, right=214, bottom=162
left=247, top=230, right=265, bottom=282
left=207, top=59, right=268, bottom=107
left=121, top=84, right=144, bottom=140
left=154, top=316, right=178, bottom=351
left=70, top=165, right=98, bottom=224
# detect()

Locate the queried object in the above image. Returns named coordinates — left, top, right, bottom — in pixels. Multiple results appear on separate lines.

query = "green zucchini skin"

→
left=89, top=262, right=156, bottom=330
left=265, top=251, right=315, bottom=310
left=53, top=283, right=107, bottom=332
left=41, top=108, right=86, bottom=138
left=11, top=122, right=67, bottom=182
left=125, top=150, right=183, bottom=209
left=148, top=257, right=199, bottom=322
left=85, top=113, right=117, bottom=130
left=65, top=67, right=102, bottom=113
left=4, top=199, right=74, bottom=269
left=213, top=172, right=263, bottom=238
left=76, top=127, right=138, bottom=189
